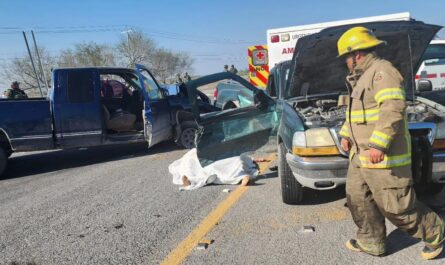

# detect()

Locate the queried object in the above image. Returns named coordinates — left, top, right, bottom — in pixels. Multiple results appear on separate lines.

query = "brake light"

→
left=271, top=35, right=280, bottom=43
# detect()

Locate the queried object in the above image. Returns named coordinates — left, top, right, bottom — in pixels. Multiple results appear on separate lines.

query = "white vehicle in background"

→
left=416, top=40, right=445, bottom=91
left=266, top=12, right=411, bottom=68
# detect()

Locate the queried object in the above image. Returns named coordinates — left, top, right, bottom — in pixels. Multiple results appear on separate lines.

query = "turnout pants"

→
left=346, top=156, right=444, bottom=254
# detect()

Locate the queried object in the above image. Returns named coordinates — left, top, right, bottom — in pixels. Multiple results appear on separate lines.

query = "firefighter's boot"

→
left=345, top=239, right=385, bottom=256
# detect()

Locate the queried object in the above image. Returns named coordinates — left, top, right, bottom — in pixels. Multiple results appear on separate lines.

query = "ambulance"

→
left=266, top=12, right=411, bottom=68
left=248, top=45, right=269, bottom=88
left=249, top=13, right=412, bottom=88
left=416, top=40, right=445, bottom=91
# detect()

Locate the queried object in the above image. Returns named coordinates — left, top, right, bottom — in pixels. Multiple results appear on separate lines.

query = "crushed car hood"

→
left=286, top=21, right=442, bottom=99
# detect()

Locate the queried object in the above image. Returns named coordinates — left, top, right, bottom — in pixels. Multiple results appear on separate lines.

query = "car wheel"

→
left=179, top=123, right=197, bottom=149
left=279, top=142, right=303, bottom=204
left=0, top=147, right=7, bottom=177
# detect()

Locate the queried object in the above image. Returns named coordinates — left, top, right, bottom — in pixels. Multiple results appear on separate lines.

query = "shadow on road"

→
left=2, top=141, right=182, bottom=180
left=300, top=186, right=346, bottom=205
left=385, top=228, right=445, bottom=259
left=258, top=171, right=278, bottom=180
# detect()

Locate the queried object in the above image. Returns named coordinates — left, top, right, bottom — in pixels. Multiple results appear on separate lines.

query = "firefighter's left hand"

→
left=369, top=148, right=385, bottom=163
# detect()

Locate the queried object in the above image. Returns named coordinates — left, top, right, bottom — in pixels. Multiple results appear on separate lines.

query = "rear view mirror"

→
left=417, top=79, right=433, bottom=92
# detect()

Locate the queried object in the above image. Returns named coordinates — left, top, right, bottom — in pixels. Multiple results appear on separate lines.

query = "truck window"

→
left=416, top=43, right=445, bottom=91
left=67, top=71, right=94, bottom=103
left=139, top=70, right=163, bottom=100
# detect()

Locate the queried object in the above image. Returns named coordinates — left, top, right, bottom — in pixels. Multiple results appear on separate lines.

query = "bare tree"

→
left=116, top=30, right=156, bottom=67
left=116, top=30, right=194, bottom=82
left=150, top=49, right=194, bottom=83
left=1, top=34, right=194, bottom=97
left=1, top=47, right=55, bottom=97
left=58, top=42, right=116, bottom=67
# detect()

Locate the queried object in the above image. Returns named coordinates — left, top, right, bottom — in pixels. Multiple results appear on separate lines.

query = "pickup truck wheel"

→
left=179, top=122, right=197, bottom=149
left=279, top=142, right=303, bottom=204
left=0, top=147, right=7, bottom=177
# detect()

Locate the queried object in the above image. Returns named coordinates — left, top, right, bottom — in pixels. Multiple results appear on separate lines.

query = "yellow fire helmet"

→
left=337, top=26, right=386, bottom=57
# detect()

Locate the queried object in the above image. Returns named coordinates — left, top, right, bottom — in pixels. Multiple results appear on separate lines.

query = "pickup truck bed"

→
left=0, top=99, right=53, bottom=151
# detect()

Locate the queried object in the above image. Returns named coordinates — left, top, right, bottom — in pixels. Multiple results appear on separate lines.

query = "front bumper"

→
left=432, top=150, right=445, bottom=183
left=286, top=153, right=348, bottom=190
left=285, top=149, right=445, bottom=190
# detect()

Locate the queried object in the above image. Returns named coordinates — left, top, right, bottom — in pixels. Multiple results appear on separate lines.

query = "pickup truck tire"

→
left=0, top=147, right=7, bottom=177
left=179, top=122, right=197, bottom=149
left=279, top=142, right=303, bottom=204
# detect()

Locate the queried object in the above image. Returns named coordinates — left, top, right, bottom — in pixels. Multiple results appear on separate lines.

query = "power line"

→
left=0, top=24, right=263, bottom=45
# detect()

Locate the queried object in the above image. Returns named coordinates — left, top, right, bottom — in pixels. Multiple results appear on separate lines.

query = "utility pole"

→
left=22, top=31, right=43, bottom=97
left=31, top=30, right=50, bottom=91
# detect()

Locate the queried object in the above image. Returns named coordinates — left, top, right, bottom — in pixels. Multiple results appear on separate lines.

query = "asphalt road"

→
left=0, top=142, right=444, bottom=264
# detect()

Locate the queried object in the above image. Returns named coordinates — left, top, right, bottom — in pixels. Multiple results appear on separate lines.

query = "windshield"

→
left=139, top=69, right=163, bottom=99
left=421, top=43, right=445, bottom=61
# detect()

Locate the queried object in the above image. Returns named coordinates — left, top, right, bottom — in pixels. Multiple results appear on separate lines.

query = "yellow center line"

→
left=159, top=154, right=276, bottom=265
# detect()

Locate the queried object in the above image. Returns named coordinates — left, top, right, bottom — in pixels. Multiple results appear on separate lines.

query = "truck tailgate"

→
left=0, top=99, right=53, bottom=151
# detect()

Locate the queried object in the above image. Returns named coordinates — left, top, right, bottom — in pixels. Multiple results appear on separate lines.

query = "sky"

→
left=0, top=0, right=444, bottom=84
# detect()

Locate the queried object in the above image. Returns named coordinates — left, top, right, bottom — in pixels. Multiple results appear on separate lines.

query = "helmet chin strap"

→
left=352, top=52, right=358, bottom=71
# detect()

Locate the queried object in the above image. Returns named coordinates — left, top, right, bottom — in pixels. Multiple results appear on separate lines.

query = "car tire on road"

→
left=0, top=146, right=7, bottom=177
left=279, top=142, right=303, bottom=204
left=179, top=122, right=198, bottom=149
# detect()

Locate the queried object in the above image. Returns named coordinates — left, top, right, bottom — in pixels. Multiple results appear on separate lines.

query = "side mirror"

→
left=254, top=89, right=270, bottom=110
left=417, top=79, right=433, bottom=92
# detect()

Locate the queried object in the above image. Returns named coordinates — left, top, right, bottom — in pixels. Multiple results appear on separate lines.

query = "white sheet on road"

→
left=169, top=148, right=259, bottom=190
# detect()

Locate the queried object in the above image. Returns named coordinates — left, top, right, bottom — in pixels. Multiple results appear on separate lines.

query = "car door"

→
left=188, top=72, right=280, bottom=166
left=53, top=68, right=103, bottom=148
left=135, top=64, right=172, bottom=147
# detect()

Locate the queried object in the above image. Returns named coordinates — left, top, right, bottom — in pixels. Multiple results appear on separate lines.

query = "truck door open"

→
left=135, top=64, right=172, bottom=147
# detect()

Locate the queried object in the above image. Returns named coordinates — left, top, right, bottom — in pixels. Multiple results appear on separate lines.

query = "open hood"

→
left=286, top=21, right=442, bottom=99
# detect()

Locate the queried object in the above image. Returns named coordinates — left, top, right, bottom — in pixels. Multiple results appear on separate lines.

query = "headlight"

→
left=292, top=128, right=340, bottom=156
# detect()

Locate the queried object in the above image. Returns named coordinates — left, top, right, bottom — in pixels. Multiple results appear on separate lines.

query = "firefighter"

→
left=337, top=26, right=444, bottom=260
left=5, top=81, right=27, bottom=99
